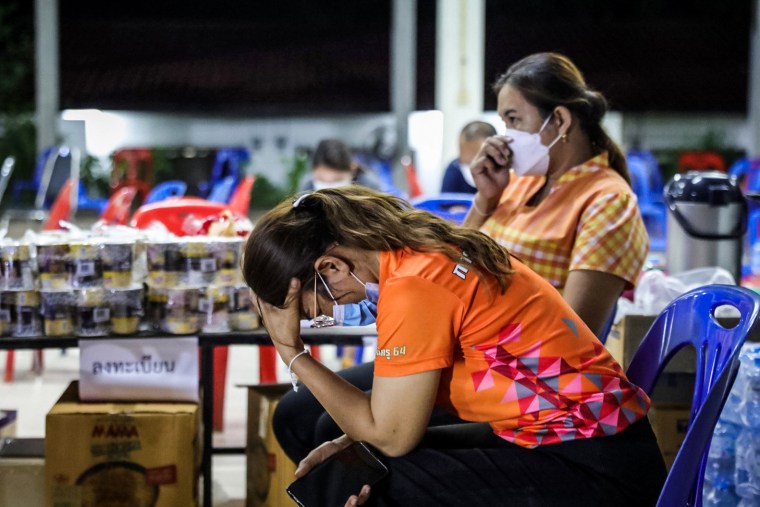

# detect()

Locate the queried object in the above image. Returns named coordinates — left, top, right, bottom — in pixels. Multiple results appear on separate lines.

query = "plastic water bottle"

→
left=705, top=420, right=742, bottom=484
left=738, top=495, right=760, bottom=507
left=704, top=478, right=740, bottom=507
left=723, top=364, right=749, bottom=426
left=734, top=428, right=760, bottom=499
left=740, top=355, right=760, bottom=430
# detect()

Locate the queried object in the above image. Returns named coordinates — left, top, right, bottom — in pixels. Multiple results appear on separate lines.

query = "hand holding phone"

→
left=287, top=441, right=388, bottom=507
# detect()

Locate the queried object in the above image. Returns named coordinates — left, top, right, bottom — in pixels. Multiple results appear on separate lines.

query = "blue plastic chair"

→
left=411, top=193, right=474, bottom=225
left=207, top=175, right=237, bottom=203
left=626, top=285, right=760, bottom=507
left=144, top=180, right=187, bottom=205
left=627, top=150, right=667, bottom=252
left=11, top=146, right=56, bottom=205
left=197, top=147, right=249, bottom=197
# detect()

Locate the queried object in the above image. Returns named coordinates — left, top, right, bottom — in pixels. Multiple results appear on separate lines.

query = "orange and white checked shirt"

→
left=480, top=152, right=649, bottom=289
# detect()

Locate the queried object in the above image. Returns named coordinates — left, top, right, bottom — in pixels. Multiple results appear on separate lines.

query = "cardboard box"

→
left=244, top=383, right=297, bottom=507
left=0, top=411, right=17, bottom=438
left=648, top=402, right=692, bottom=470
left=0, top=438, right=45, bottom=507
left=45, top=381, right=200, bottom=507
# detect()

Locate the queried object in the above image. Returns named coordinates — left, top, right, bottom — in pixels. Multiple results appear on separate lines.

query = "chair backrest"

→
left=207, top=175, right=238, bottom=203
left=402, top=156, right=424, bottom=199
left=626, top=285, right=760, bottom=506
left=211, top=147, right=249, bottom=182
left=144, top=180, right=188, bottom=205
left=100, top=186, right=139, bottom=225
left=228, top=175, right=256, bottom=217
left=411, top=193, right=474, bottom=225
left=36, top=146, right=80, bottom=210
left=42, top=179, right=75, bottom=230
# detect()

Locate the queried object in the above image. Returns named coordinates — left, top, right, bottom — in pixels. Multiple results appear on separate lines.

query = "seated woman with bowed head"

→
left=242, top=187, right=666, bottom=507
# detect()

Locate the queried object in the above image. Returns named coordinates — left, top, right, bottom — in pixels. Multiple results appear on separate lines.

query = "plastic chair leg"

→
left=4, top=351, right=13, bottom=383
left=212, top=346, right=229, bottom=432
left=259, top=345, right=278, bottom=383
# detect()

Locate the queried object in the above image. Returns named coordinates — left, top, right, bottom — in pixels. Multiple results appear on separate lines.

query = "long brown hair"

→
left=243, top=187, right=513, bottom=306
left=494, top=52, right=631, bottom=185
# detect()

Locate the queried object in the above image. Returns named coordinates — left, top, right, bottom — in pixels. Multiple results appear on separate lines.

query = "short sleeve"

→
left=373, top=276, right=464, bottom=377
left=570, top=192, right=649, bottom=288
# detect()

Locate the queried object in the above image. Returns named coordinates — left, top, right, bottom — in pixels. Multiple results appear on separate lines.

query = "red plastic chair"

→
left=228, top=175, right=255, bottom=216
left=100, top=186, right=139, bottom=226
left=42, top=179, right=75, bottom=230
left=677, top=150, right=727, bottom=173
left=110, top=148, right=153, bottom=203
left=130, top=197, right=231, bottom=236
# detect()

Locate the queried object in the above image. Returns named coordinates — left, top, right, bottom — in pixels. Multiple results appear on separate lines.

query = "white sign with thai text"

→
left=79, top=337, right=199, bottom=402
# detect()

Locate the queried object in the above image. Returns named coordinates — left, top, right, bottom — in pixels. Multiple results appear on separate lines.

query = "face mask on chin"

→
left=504, top=114, right=563, bottom=177
left=313, top=177, right=353, bottom=191
left=332, top=299, right=377, bottom=326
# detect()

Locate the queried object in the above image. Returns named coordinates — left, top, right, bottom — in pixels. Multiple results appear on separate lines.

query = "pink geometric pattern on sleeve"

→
left=471, top=321, right=650, bottom=448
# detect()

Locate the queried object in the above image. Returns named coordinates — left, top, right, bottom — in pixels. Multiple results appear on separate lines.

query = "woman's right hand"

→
left=470, top=135, right=513, bottom=202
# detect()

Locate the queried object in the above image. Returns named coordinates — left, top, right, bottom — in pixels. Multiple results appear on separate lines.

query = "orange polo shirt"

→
left=373, top=248, right=650, bottom=448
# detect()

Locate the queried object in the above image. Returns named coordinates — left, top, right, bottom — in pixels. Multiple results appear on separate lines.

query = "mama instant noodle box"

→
left=45, top=382, right=200, bottom=507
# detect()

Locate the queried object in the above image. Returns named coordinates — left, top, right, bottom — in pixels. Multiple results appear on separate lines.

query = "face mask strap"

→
left=538, top=112, right=564, bottom=150
left=350, top=271, right=366, bottom=287
left=316, top=271, right=338, bottom=303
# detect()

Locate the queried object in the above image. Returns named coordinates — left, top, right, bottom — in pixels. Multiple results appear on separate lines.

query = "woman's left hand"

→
left=254, top=278, right=304, bottom=351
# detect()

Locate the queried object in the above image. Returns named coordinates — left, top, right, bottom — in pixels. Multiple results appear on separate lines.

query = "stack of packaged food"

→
left=0, top=227, right=259, bottom=338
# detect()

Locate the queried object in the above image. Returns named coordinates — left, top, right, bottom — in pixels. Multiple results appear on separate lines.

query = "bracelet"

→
left=471, top=196, right=493, bottom=217
left=287, top=349, right=310, bottom=392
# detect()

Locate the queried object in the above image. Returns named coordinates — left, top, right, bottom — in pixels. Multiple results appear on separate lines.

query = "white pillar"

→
left=35, top=0, right=59, bottom=153
left=435, top=0, right=485, bottom=182
left=391, top=0, right=417, bottom=189
left=749, top=0, right=760, bottom=157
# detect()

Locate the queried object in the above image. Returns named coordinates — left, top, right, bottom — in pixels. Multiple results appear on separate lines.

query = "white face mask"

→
left=313, top=177, right=353, bottom=191
left=459, top=163, right=476, bottom=187
left=504, top=114, right=562, bottom=177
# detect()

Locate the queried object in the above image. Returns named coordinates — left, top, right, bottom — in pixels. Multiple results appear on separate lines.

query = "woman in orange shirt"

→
left=244, top=187, right=665, bottom=506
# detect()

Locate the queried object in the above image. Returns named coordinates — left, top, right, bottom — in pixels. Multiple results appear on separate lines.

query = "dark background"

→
left=1, top=0, right=754, bottom=115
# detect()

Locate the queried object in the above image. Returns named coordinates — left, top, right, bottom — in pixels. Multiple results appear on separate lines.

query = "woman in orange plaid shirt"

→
left=464, top=52, right=648, bottom=338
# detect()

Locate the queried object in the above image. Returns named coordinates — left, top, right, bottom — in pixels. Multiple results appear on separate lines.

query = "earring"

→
left=561, top=133, right=569, bottom=143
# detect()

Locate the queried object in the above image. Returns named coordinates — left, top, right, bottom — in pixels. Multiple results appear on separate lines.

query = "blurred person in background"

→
left=463, top=52, right=648, bottom=338
left=302, top=139, right=383, bottom=191
left=440, top=121, right=498, bottom=194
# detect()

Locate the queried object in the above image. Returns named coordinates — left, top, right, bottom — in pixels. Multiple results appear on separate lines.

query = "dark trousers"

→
left=273, top=361, right=466, bottom=463
left=273, top=362, right=666, bottom=506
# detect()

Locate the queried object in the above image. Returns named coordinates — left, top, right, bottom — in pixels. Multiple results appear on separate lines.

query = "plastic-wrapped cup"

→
left=200, top=286, right=230, bottom=333
left=108, top=285, right=144, bottom=335
left=180, top=240, right=217, bottom=287
left=210, top=238, right=244, bottom=286
left=101, top=241, right=135, bottom=289
left=162, top=288, right=202, bottom=335
left=11, top=290, right=42, bottom=337
left=0, top=242, right=35, bottom=290
left=228, top=285, right=259, bottom=331
left=146, top=242, right=181, bottom=288
left=69, top=242, right=103, bottom=288
left=146, top=286, right=167, bottom=331
left=40, top=290, right=74, bottom=337
left=37, top=243, right=70, bottom=290
left=73, top=288, right=111, bottom=337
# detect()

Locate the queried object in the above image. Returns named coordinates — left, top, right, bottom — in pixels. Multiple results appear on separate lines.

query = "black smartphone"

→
left=286, top=441, right=389, bottom=507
